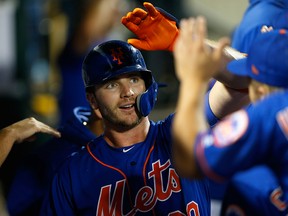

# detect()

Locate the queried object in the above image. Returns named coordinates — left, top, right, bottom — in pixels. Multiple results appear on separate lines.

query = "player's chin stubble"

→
left=101, top=106, right=144, bottom=131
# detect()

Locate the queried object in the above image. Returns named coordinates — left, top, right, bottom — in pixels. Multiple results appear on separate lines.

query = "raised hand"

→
left=121, top=2, right=179, bottom=51
left=174, top=17, right=230, bottom=83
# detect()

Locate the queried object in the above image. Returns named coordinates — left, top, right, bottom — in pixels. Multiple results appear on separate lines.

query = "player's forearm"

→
left=204, top=39, right=249, bottom=89
left=209, top=81, right=251, bottom=119
left=0, top=127, right=17, bottom=166
left=213, top=71, right=250, bottom=90
left=173, top=79, right=208, bottom=179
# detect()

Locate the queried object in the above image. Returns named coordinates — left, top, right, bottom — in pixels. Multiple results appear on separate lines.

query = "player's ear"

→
left=257, top=84, right=270, bottom=98
left=86, top=92, right=98, bottom=110
left=86, top=91, right=102, bottom=119
left=253, top=83, right=272, bottom=101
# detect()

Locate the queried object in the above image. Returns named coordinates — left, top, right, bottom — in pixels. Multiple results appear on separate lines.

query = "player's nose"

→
left=120, top=84, right=134, bottom=98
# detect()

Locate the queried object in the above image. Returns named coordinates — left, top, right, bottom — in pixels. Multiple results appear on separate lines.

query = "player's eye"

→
left=105, top=82, right=118, bottom=89
left=130, top=77, right=139, bottom=84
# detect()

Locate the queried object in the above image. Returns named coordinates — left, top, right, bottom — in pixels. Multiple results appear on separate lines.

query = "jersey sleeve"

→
left=194, top=107, right=271, bottom=182
left=204, top=90, right=219, bottom=128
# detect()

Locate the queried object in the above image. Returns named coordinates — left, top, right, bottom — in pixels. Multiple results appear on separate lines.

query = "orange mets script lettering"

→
left=96, top=160, right=201, bottom=215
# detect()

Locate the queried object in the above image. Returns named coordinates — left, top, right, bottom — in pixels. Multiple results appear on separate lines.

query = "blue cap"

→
left=274, top=10, right=288, bottom=29
left=227, top=29, right=288, bottom=88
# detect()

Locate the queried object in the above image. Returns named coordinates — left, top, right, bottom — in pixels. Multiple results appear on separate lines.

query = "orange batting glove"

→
left=121, top=2, right=179, bottom=52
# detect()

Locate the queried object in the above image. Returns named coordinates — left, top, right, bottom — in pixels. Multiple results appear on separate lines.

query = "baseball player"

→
left=220, top=1, right=288, bottom=214
left=6, top=106, right=102, bottom=215
left=40, top=40, right=214, bottom=215
left=173, top=16, right=288, bottom=216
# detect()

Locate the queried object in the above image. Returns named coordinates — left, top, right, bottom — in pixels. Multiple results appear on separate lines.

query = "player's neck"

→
left=103, top=118, right=150, bottom=148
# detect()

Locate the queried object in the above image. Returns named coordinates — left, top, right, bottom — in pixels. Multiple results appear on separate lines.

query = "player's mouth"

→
left=119, top=103, right=135, bottom=111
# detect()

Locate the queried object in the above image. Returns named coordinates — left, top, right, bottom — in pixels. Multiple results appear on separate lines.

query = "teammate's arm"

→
left=172, top=17, right=229, bottom=178
left=0, top=117, right=60, bottom=166
left=208, top=81, right=250, bottom=119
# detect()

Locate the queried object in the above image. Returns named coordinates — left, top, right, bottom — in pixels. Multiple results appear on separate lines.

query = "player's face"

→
left=94, top=73, right=146, bottom=129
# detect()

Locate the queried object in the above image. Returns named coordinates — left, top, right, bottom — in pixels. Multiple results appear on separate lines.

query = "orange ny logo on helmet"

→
left=110, top=48, right=124, bottom=65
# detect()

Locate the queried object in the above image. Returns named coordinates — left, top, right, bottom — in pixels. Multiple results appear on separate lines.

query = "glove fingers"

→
left=143, top=2, right=158, bottom=18
left=121, top=17, right=139, bottom=32
left=128, top=39, right=149, bottom=50
left=124, top=10, right=146, bottom=25
left=130, top=16, right=142, bottom=25
left=122, top=12, right=142, bottom=25
left=132, top=8, right=148, bottom=20
left=121, top=16, right=128, bottom=25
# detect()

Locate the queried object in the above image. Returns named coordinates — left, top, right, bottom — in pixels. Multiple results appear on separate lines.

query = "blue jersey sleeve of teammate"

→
left=195, top=91, right=288, bottom=182
left=204, top=90, right=220, bottom=128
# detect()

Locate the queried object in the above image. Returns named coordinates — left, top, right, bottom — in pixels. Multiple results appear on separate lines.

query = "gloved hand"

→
left=121, top=2, right=179, bottom=51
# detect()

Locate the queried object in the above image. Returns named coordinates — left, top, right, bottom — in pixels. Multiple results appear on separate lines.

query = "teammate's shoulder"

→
left=245, top=91, right=288, bottom=125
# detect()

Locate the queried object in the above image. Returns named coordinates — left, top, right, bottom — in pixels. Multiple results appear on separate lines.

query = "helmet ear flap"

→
left=136, top=80, right=158, bottom=117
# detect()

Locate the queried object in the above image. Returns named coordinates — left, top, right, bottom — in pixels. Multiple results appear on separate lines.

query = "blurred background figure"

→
left=0, top=0, right=58, bottom=201
left=0, top=0, right=30, bottom=130
left=55, top=0, right=128, bottom=125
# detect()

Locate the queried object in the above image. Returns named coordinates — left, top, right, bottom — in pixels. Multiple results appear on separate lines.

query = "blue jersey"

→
left=7, top=107, right=96, bottom=216
left=231, top=0, right=288, bottom=53
left=41, top=114, right=211, bottom=216
left=195, top=91, right=288, bottom=215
